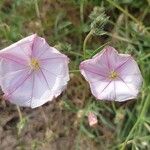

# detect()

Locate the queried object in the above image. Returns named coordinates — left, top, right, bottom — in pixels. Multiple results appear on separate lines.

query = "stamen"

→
left=109, top=71, right=118, bottom=79
left=30, top=58, right=40, bottom=70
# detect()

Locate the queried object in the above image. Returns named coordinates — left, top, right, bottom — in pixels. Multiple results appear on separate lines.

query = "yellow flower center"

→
left=109, top=71, right=118, bottom=80
left=30, top=58, right=40, bottom=70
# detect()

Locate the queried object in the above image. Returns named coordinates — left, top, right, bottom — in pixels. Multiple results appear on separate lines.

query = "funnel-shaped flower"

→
left=80, top=46, right=143, bottom=101
left=0, top=34, right=69, bottom=108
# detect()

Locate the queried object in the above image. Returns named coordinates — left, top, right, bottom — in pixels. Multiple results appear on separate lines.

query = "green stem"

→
left=121, top=94, right=150, bottom=149
left=83, top=30, right=93, bottom=59
left=112, top=101, right=116, bottom=112
left=140, top=53, right=150, bottom=61
left=106, top=32, right=138, bottom=45
left=34, top=0, right=40, bottom=18
left=34, top=0, right=45, bottom=36
left=121, top=119, right=140, bottom=150
left=90, top=41, right=110, bottom=57
left=69, top=70, right=80, bottom=73
left=106, top=0, right=139, bottom=24
left=80, top=0, right=84, bottom=24
left=66, top=51, right=83, bottom=57
left=106, top=0, right=149, bottom=34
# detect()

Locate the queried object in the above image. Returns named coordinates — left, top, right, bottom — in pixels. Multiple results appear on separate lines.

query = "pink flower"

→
left=80, top=46, right=143, bottom=101
left=0, top=34, right=69, bottom=108
left=88, top=112, right=98, bottom=126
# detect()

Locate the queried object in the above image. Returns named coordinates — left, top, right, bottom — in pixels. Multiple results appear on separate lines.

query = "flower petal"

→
left=80, top=46, right=143, bottom=101
left=1, top=68, right=33, bottom=106
left=0, top=34, right=70, bottom=108
left=0, top=34, right=36, bottom=60
left=117, top=58, right=143, bottom=99
left=102, top=46, right=131, bottom=70
left=92, top=81, right=116, bottom=100
left=32, top=36, right=62, bottom=59
left=114, top=79, right=138, bottom=101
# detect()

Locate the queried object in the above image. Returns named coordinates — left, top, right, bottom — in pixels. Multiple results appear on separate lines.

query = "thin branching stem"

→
left=83, top=30, right=93, bottom=59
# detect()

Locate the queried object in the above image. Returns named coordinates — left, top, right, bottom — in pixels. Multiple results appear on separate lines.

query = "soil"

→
left=0, top=74, right=104, bottom=150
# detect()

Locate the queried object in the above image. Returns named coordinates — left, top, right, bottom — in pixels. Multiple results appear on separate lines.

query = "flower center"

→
left=109, top=71, right=118, bottom=80
left=30, top=58, right=40, bottom=70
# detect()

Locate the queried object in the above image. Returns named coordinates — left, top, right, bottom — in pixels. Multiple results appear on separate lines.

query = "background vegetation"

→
left=0, top=0, right=150, bottom=149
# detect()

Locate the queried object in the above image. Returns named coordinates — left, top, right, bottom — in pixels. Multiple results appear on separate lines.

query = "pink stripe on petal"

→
left=0, top=34, right=69, bottom=107
left=0, top=53, right=27, bottom=66
left=89, top=77, right=108, bottom=84
left=90, top=81, right=112, bottom=95
left=118, top=76, right=137, bottom=96
left=105, top=47, right=111, bottom=70
left=1, top=67, right=29, bottom=79
left=82, top=68, right=107, bottom=78
left=40, top=59, right=68, bottom=77
left=80, top=63, right=107, bottom=78
left=32, top=36, right=50, bottom=58
left=40, top=67, right=62, bottom=77
left=5, top=70, right=33, bottom=99
left=37, top=47, right=49, bottom=58
left=31, top=35, right=37, bottom=56
left=1, top=40, right=33, bottom=52
left=115, top=56, right=132, bottom=71
left=39, top=68, right=51, bottom=90
left=80, top=46, right=142, bottom=101
left=114, top=81, right=116, bottom=100
left=99, top=81, right=112, bottom=95
left=18, top=43, right=32, bottom=58
left=30, top=72, right=35, bottom=107
left=120, top=73, right=140, bottom=76
left=40, top=56, right=66, bottom=62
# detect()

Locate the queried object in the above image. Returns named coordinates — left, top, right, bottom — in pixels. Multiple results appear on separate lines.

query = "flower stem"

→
left=83, top=30, right=93, bottom=59
left=16, top=105, right=23, bottom=121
